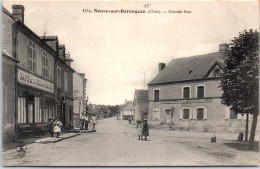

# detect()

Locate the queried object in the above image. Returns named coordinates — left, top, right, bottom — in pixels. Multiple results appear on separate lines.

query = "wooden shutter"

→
left=193, top=109, right=197, bottom=120
left=189, top=109, right=192, bottom=120
left=203, top=108, right=207, bottom=120
left=179, top=109, right=183, bottom=120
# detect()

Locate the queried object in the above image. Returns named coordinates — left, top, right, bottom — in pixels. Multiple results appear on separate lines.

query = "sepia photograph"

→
left=1, top=0, right=260, bottom=167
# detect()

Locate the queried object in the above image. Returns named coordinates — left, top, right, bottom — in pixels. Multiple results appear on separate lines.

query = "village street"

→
left=2, top=117, right=260, bottom=167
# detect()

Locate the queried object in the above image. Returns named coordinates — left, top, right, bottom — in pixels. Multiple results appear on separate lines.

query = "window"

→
left=183, top=87, right=190, bottom=98
left=57, top=67, right=61, bottom=89
left=18, top=97, right=26, bottom=123
left=180, top=107, right=191, bottom=120
left=152, top=108, right=160, bottom=120
left=28, top=42, right=36, bottom=72
left=42, top=51, right=49, bottom=78
left=154, top=90, right=159, bottom=102
left=183, top=109, right=190, bottom=119
left=64, top=72, right=68, bottom=91
left=34, top=97, right=42, bottom=123
left=197, top=86, right=205, bottom=98
left=214, top=68, right=220, bottom=77
left=197, top=108, right=204, bottom=120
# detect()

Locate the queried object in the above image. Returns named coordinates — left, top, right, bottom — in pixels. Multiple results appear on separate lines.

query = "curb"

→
left=35, top=133, right=80, bottom=144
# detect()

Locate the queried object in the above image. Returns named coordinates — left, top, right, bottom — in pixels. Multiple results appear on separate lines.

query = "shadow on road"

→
left=224, top=141, right=259, bottom=152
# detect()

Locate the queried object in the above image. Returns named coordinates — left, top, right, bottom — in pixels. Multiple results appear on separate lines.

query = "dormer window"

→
left=214, top=68, right=220, bottom=77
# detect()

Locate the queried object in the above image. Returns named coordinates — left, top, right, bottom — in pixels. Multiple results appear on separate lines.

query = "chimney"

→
left=219, top=43, right=229, bottom=59
left=158, top=63, right=166, bottom=72
left=219, top=43, right=229, bottom=53
left=12, top=5, right=25, bottom=23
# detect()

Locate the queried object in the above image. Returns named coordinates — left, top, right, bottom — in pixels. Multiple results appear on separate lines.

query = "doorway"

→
left=165, top=108, right=174, bottom=124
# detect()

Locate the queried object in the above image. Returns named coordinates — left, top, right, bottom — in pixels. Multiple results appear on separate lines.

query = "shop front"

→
left=16, top=68, right=56, bottom=134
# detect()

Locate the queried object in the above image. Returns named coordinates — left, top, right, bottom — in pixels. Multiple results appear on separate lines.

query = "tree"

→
left=220, top=29, right=259, bottom=149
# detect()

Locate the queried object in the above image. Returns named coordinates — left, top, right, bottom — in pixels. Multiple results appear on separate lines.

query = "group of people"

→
left=136, top=119, right=149, bottom=141
left=80, top=114, right=98, bottom=131
left=48, top=118, right=63, bottom=138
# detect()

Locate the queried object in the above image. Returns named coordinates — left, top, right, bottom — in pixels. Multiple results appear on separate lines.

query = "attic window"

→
left=214, top=68, right=220, bottom=77
left=188, top=70, right=192, bottom=74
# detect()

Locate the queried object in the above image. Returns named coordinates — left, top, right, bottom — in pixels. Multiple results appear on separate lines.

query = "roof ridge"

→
left=172, top=52, right=219, bottom=61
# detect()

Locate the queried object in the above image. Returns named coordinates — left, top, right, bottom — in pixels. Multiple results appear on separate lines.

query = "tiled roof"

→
left=148, top=52, right=223, bottom=85
left=120, top=101, right=133, bottom=111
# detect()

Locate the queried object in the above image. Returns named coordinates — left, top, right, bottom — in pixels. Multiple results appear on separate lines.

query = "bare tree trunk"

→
left=245, top=113, right=249, bottom=142
left=249, top=111, right=259, bottom=150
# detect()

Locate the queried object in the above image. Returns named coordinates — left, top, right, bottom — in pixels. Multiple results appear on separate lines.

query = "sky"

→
left=3, top=1, right=259, bottom=105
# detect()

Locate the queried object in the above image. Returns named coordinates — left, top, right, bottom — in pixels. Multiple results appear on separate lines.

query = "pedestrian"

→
left=91, top=115, right=98, bottom=131
left=80, top=113, right=85, bottom=130
left=48, top=118, right=54, bottom=137
left=53, top=118, right=62, bottom=138
left=137, top=120, right=143, bottom=140
left=84, top=114, right=89, bottom=130
left=142, top=119, right=149, bottom=141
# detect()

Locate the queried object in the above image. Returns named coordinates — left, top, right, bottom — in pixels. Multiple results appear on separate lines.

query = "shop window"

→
left=28, top=42, right=36, bottom=72
left=154, top=90, right=159, bottom=102
left=28, top=103, right=33, bottom=123
left=197, top=108, right=204, bottom=120
left=18, top=97, right=26, bottom=124
left=183, top=87, right=190, bottom=98
left=64, top=72, right=68, bottom=91
left=152, top=108, right=160, bottom=120
left=42, top=51, right=49, bottom=78
left=57, top=66, right=61, bottom=89
left=34, top=97, right=41, bottom=123
left=197, top=86, right=205, bottom=98
left=183, top=109, right=190, bottom=119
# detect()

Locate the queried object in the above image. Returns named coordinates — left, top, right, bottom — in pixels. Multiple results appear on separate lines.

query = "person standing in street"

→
left=48, top=118, right=54, bottom=137
left=80, top=113, right=85, bottom=130
left=84, top=114, right=89, bottom=130
left=91, top=115, right=98, bottom=132
left=137, top=120, right=143, bottom=140
left=53, top=118, right=62, bottom=138
left=142, top=119, right=149, bottom=141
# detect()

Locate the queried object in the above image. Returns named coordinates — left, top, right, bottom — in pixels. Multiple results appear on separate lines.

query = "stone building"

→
left=73, top=72, right=87, bottom=128
left=2, top=5, right=58, bottom=134
left=120, top=101, right=133, bottom=120
left=2, top=51, right=19, bottom=143
left=147, top=44, right=255, bottom=132
left=40, top=37, right=75, bottom=129
left=2, top=5, right=75, bottom=141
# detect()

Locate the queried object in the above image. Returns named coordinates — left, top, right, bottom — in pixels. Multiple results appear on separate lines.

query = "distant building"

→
left=133, top=90, right=148, bottom=124
left=119, top=101, right=133, bottom=120
left=147, top=44, right=254, bottom=132
left=73, top=72, right=87, bottom=128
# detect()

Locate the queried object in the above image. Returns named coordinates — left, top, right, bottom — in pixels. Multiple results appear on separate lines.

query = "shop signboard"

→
left=17, top=68, right=54, bottom=93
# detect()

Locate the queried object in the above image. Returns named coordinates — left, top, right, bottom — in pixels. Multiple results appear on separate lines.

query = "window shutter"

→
left=203, top=108, right=207, bottom=120
left=179, top=109, right=183, bottom=120
left=237, top=114, right=242, bottom=119
left=189, top=109, right=192, bottom=120
left=193, top=109, right=197, bottom=120
left=224, top=107, right=230, bottom=120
